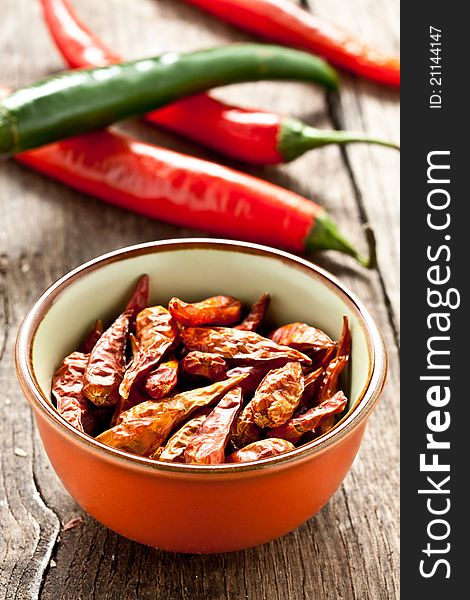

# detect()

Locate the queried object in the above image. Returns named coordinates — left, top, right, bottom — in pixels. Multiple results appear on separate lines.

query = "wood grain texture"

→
left=0, top=0, right=399, bottom=598
left=307, top=0, right=401, bottom=333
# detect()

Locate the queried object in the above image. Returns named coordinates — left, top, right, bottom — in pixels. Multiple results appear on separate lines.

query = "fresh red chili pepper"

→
left=40, top=0, right=121, bottom=69
left=40, top=0, right=397, bottom=164
left=183, top=0, right=400, bottom=87
left=0, top=83, right=371, bottom=265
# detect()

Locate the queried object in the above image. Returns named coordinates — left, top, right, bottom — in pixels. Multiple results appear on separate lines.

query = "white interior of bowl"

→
left=31, top=245, right=372, bottom=412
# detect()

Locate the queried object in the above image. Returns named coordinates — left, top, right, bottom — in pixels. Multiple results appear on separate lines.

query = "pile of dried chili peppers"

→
left=52, top=275, right=351, bottom=464
left=0, top=0, right=399, bottom=269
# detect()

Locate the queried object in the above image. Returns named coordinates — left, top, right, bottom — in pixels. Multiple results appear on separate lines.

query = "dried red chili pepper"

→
left=110, top=384, right=150, bottom=428
left=97, top=375, right=246, bottom=456
left=126, top=274, right=150, bottom=330
left=181, top=327, right=311, bottom=365
left=181, top=351, right=228, bottom=380
left=97, top=401, right=180, bottom=456
left=126, top=274, right=150, bottom=315
left=304, top=367, right=324, bottom=394
left=144, top=359, right=179, bottom=400
left=299, top=366, right=323, bottom=408
left=53, top=319, right=114, bottom=433
left=168, top=295, right=242, bottom=327
left=336, top=316, right=352, bottom=362
left=51, top=270, right=354, bottom=465
left=83, top=404, right=114, bottom=437
left=83, top=310, right=130, bottom=406
left=119, top=306, right=178, bottom=404
left=80, top=319, right=103, bottom=354
left=225, top=364, right=272, bottom=395
left=247, top=361, right=304, bottom=428
left=150, top=412, right=209, bottom=462
left=185, top=387, right=243, bottom=464
left=129, top=333, right=140, bottom=358
left=317, top=415, right=336, bottom=436
left=311, top=343, right=337, bottom=372
left=235, top=293, right=270, bottom=332
left=318, top=317, right=351, bottom=402
left=52, top=351, right=89, bottom=432
left=232, top=402, right=262, bottom=447
left=231, top=362, right=303, bottom=447
left=318, top=355, right=348, bottom=403
left=183, top=0, right=400, bottom=87
left=270, top=322, right=335, bottom=356
left=226, top=438, right=295, bottom=463
left=0, top=81, right=371, bottom=267
left=268, top=390, right=347, bottom=444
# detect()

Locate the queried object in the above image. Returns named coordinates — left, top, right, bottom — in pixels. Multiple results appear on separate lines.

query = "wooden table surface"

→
left=0, top=1, right=399, bottom=598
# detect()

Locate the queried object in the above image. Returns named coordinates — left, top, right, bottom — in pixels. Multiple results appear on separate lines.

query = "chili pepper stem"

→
left=306, top=211, right=376, bottom=269
left=278, top=117, right=399, bottom=162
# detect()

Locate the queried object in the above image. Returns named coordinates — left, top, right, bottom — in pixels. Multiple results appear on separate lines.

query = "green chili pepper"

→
left=0, top=44, right=338, bottom=155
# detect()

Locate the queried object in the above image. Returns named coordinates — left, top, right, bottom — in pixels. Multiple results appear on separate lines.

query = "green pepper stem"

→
left=278, top=117, right=399, bottom=162
left=305, top=210, right=376, bottom=269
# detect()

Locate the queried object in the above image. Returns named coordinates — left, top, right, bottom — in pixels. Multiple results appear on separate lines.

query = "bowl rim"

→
left=15, top=238, right=387, bottom=474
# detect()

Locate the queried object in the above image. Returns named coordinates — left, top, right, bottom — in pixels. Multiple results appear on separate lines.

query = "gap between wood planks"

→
left=325, top=90, right=400, bottom=348
left=300, top=0, right=400, bottom=350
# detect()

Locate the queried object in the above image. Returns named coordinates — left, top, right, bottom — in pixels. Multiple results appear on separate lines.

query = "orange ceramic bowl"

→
left=16, top=239, right=386, bottom=553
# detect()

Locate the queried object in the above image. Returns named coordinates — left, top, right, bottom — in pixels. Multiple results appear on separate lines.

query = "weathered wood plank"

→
left=0, top=254, right=61, bottom=600
left=307, top=0, right=400, bottom=330
left=0, top=1, right=399, bottom=599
